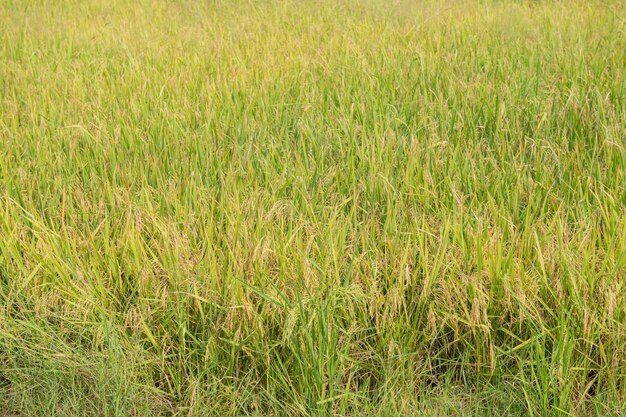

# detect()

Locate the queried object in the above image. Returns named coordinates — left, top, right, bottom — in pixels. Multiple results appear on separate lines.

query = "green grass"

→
left=1, top=0, right=625, bottom=415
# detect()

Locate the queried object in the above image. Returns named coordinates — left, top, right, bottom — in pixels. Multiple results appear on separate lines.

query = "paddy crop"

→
left=1, top=0, right=625, bottom=415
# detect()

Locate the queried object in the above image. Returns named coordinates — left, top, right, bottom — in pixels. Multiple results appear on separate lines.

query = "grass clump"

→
left=1, top=0, right=625, bottom=415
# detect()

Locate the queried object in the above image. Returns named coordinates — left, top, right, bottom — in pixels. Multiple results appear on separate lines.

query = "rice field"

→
left=0, top=0, right=625, bottom=415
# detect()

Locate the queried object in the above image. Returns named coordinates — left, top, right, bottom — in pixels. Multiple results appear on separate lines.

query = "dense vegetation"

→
left=1, top=0, right=625, bottom=415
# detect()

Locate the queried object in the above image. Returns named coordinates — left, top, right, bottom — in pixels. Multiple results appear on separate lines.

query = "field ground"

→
left=1, top=0, right=625, bottom=415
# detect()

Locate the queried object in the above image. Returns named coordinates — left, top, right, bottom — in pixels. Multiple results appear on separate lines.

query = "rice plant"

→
left=0, top=0, right=625, bottom=415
